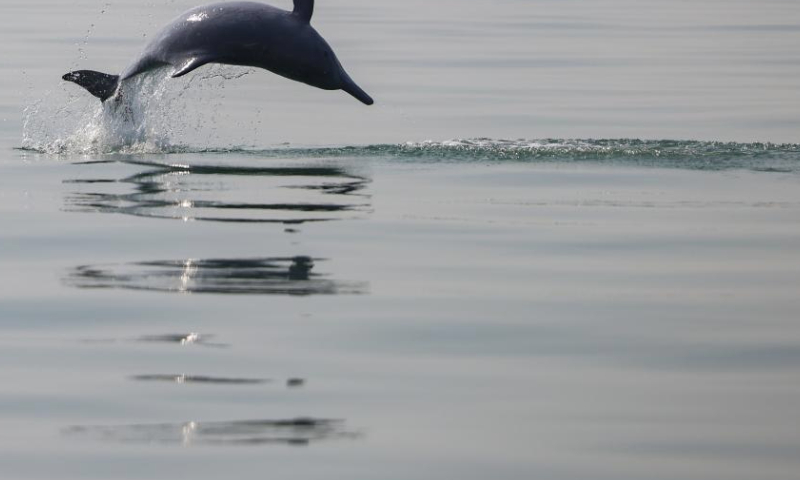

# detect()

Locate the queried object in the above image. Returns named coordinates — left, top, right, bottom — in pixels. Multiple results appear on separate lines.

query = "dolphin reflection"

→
left=64, top=159, right=371, bottom=224
left=66, top=256, right=367, bottom=295
left=64, top=417, right=358, bottom=447
left=131, top=374, right=269, bottom=385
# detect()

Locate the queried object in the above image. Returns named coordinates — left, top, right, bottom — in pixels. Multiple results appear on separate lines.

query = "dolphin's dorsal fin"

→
left=293, top=0, right=314, bottom=23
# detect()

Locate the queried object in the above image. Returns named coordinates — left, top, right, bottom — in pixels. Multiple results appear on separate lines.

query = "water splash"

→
left=22, top=66, right=253, bottom=154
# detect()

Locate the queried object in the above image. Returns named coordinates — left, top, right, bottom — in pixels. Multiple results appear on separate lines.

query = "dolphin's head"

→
left=300, top=43, right=373, bottom=106
left=289, top=34, right=373, bottom=105
left=257, top=22, right=373, bottom=105
left=325, top=50, right=374, bottom=106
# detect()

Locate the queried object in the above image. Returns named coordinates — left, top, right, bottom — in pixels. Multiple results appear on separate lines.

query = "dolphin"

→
left=62, top=0, right=374, bottom=105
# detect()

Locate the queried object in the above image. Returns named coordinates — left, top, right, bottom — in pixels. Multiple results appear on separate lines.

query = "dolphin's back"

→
left=121, top=2, right=328, bottom=86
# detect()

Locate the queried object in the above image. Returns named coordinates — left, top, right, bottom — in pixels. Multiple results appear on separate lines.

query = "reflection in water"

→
left=131, top=374, right=269, bottom=385
left=64, top=159, right=371, bottom=224
left=64, top=418, right=358, bottom=446
left=138, top=332, right=204, bottom=345
left=79, top=333, right=228, bottom=348
left=66, top=256, right=367, bottom=295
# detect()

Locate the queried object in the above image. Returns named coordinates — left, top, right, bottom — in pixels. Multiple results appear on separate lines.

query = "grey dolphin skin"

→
left=62, top=0, right=374, bottom=105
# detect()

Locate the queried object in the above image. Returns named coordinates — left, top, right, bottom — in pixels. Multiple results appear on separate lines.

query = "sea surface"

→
left=2, top=1, right=800, bottom=479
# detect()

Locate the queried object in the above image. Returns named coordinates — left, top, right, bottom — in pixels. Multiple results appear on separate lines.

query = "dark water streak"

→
left=64, top=418, right=357, bottom=447
left=131, top=374, right=269, bottom=385
left=66, top=257, right=368, bottom=296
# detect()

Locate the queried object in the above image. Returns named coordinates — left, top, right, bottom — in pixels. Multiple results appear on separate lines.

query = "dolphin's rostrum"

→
left=62, top=1, right=374, bottom=105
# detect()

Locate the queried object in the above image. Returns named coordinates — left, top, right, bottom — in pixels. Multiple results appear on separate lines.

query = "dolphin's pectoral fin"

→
left=293, top=0, right=314, bottom=23
left=171, top=56, right=213, bottom=78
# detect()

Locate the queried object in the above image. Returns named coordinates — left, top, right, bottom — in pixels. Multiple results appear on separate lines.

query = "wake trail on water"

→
left=19, top=135, right=800, bottom=174
left=20, top=70, right=800, bottom=173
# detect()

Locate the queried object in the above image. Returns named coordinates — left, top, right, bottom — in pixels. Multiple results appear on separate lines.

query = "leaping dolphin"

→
left=62, top=0, right=374, bottom=105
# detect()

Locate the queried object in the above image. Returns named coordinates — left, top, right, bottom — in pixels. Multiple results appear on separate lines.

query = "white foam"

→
left=22, top=66, right=255, bottom=155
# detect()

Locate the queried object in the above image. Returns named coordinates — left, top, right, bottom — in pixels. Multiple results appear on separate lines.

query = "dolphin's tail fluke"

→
left=340, top=75, right=374, bottom=106
left=62, top=70, right=120, bottom=102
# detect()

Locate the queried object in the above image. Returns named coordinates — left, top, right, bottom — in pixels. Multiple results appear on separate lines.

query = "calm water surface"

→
left=2, top=1, right=800, bottom=479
